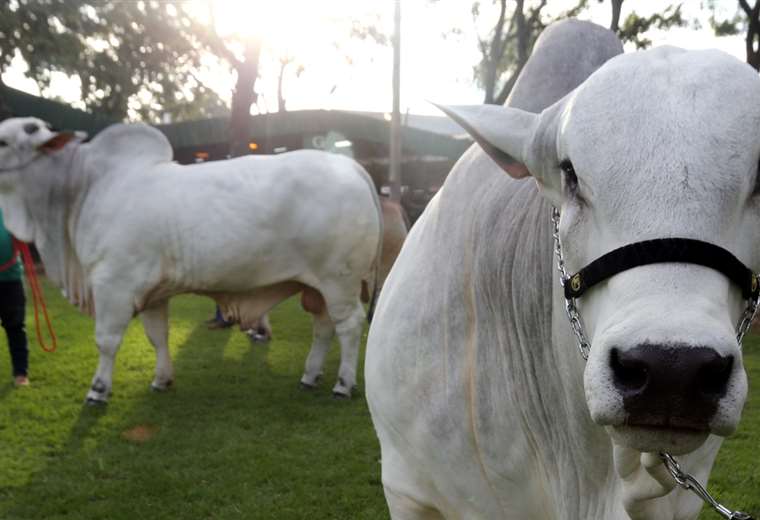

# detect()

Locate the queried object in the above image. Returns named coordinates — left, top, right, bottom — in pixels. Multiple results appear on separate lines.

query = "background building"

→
left=3, top=86, right=472, bottom=223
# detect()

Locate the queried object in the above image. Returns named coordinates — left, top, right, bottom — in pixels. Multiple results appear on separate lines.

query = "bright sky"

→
left=1, top=0, right=749, bottom=119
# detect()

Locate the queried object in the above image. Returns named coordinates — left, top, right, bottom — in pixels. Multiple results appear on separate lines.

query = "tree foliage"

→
left=473, top=0, right=588, bottom=105
left=0, top=0, right=227, bottom=121
left=616, top=3, right=686, bottom=49
left=709, top=0, right=760, bottom=70
left=469, top=0, right=686, bottom=105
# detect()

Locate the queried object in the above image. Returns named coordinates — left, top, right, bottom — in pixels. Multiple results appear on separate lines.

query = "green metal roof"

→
left=2, top=86, right=117, bottom=135
left=156, top=109, right=471, bottom=160
left=2, top=87, right=470, bottom=160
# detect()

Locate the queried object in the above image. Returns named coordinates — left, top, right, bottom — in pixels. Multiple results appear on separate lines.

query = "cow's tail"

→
left=356, top=164, right=384, bottom=324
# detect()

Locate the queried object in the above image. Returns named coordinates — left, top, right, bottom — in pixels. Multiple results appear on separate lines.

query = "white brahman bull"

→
left=367, top=19, right=760, bottom=519
left=0, top=120, right=381, bottom=403
left=250, top=196, right=408, bottom=342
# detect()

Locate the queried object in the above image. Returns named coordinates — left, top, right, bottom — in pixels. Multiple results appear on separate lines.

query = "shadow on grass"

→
left=0, top=381, right=14, bottom=401
left=2, top=301, right=385, bottom=520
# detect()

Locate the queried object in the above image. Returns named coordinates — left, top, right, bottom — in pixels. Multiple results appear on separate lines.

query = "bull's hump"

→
left=85, top=123, right=174, bottom=174
left=507, top=20, right=623, bottom=112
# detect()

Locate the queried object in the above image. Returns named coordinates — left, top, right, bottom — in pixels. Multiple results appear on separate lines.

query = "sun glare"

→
left=209, top=0, right=333, bottom=57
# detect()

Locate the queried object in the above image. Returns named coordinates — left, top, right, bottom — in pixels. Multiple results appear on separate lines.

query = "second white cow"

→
left=0, top=120, right=381, bottom=402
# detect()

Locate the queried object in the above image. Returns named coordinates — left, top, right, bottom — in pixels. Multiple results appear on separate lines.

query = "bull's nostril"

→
left=23, top=123, right=39, bottom=135
left=699, top=355, right=733, bottom=397
left=610, top=348, right=649, bottom=393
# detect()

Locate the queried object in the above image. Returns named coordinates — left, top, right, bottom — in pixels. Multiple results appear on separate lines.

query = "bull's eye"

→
left=559, top=159, right=578, bottom=194
left=0, top=139, right=7, bottom=147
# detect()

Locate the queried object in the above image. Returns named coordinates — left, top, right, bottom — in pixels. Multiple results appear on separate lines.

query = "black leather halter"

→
left=563, top=238, right=760, bottom=300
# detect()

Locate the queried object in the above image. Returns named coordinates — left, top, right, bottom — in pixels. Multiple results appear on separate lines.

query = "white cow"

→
left=250, top=195, right=409, bottom=342
left=367, top=20, right=760, bottom=519
left=0, top=119, right=382, bottom=402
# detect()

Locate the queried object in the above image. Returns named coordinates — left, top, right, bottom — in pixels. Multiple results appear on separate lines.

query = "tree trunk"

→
left=610, top=0, right=624, bottom=33
left=277, top=60, right=288, bottom=113
left=747, top=1, right=760, bottom=71
left=0, top=74, right=13, bottom=122
left=493, top=0, right=528, bottom=105
left=389, top=0, right=402, bottom=202
left=229, top=40, right=261, bottom=157
left=483, top=0, right=508, bottom=104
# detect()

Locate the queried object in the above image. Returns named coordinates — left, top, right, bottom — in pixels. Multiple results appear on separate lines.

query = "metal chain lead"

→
left=551, top=207, right=591, bottom=360
left=736, top=294, right=759, bottom=347
left=551, top=207, right=756, bottom=520
left=660, top=454, right=754, bottom=520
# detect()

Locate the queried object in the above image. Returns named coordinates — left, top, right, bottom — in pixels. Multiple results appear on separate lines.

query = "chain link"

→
left=551, top=206, right=757, bottom=520
left=736, top=295, right=759, bottom=347
left=660, top=454, right=754, bottom=520
left=551, top=207, right=591, bottom=360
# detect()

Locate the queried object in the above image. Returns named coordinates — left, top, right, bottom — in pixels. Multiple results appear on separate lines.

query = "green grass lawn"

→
left=0, top=281, right=385, bottom=520
left=0, top=279, right=757, bottom=519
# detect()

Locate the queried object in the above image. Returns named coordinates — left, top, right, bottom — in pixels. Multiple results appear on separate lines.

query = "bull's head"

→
left=0, top=117, right=80, bottom=171
left=0, top=117, right=83, bottom=241
left=441, top=46, right=760, bottom=457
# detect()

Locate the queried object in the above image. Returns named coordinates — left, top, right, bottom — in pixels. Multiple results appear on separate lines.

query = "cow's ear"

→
left=37, top=132, right=76, bottom=153
left=435, top=104, right=539, bottom=179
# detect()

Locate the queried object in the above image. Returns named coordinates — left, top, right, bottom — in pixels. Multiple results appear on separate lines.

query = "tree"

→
left=736, top=0, right=760, bottom=70
left=465, top=1, right=688, bottom=105
left=0, top=75, right=12, bottom=121
left=276, top=56, right=305, bottom=113
left=609, top=0, right=624, bottom=32
left=0, top=0, right=227, bottom=122
left=708, top=0, right=760, bottom=70
left=473, top=0, right=588, bottom=105
left=612, top=2, right=686, bottom=50
left=0, top=0, right=267, bottom=155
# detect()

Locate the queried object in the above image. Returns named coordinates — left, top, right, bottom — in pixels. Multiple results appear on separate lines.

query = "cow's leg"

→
left=322, top=289, right=364, bottom=398
left=300, top=309, right=335, bottom=389
left=258, top=313, right=272, bottom=339
left=248, top=313, right=272, bottom=343
left=381, top=440, right=445, bottom=519
left=141, top=300, right=173, bottom=391
left=384, top=487, right=445, bottom=520
left=85, top=293, right=134, bottom=405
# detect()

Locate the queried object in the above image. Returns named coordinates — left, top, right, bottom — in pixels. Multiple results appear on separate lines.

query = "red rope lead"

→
left=14, top=238, right=57, bottom=352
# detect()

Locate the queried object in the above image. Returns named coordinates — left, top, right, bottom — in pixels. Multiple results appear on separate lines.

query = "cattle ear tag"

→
left=37, top=132, right=76, bottom=153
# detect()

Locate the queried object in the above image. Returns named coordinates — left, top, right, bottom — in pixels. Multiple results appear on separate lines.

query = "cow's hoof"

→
left=332, top=382, right=352, bottom=399
left=85, top=397, right=107, bottom=407
left=245, top=328, right=271, bottom=343
left=332, top=377, right=358, bottom=399
left=299, top=373, right=322, bottom=390
left=150, top=380, right=173, bottom=392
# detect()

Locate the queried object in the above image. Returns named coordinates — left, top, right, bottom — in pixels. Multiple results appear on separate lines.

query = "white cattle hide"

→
left=0, top=121, right=381, bottom=401
left=366, top=19, right=760, bottom=519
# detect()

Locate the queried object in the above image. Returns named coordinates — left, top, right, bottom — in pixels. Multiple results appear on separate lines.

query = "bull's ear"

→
left=37, top=132, right=77, bottom=153
left=435, top=104, right=539, bottom=179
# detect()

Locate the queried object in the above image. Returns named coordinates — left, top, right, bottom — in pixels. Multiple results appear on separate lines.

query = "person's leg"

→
left=0, top=280, right=28, bottom=381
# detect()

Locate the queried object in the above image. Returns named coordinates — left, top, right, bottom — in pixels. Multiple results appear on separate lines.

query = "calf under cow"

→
left=0, top=120, right=382, bottom=402
left=367, top=20, right=760, bottom=519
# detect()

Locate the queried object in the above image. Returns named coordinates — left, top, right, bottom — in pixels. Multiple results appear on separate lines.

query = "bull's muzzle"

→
left=611, top=344, right=733, bottom=431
